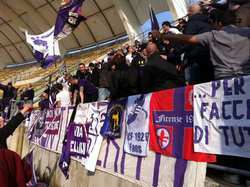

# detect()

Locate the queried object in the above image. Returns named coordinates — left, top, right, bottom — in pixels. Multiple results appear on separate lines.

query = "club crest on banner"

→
left=156, top=127, right=171, bottom=150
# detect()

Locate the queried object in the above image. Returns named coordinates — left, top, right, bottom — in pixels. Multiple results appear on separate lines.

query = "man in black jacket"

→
left=142, top=41, right=185, bottom=93
left=0, top=82, right=17, bottom=100
left=183, top=4, right=214, bottom=84
left=0, top=104, right=32, bottom=149
left=98, top=63, right=111, bottom=101
left=88, top=63, right=99, bottom=87
left=22, top=84, right=35, bottom=102
left=0, top=82, right=17, bottom=112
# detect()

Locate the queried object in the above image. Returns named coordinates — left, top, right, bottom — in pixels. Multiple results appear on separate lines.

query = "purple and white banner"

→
left=97, top=114, right=206, bottom=187
left=124, top=94, right=151, bottom=157
left=25, top=27, right=61, bottom=68
left=27, top=104, right=207, bottom=186
left=27, top=107, right=73, bottom=152
left=74, top=102, right=108, bottom=172
left=194, top=76, right=250, bottom=158
left=54, top=0, right=86, bottom=40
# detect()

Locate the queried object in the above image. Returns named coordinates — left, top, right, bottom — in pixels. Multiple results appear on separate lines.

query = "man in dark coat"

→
left=142, top=41, right=185, bottom=93
left=88, top=63, right=99, bottom=87
left=98, top=63, right=112, bottom=101
left=0, top=82, right=17, bottom=101
left=22, top=84, right=35, bottom=102
left=0, top=82, right=17, bottom=111
left=183, top=3, right=214, bottom=84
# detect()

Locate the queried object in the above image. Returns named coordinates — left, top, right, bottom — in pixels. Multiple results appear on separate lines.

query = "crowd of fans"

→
left=36, top=0, right=250, bottom=110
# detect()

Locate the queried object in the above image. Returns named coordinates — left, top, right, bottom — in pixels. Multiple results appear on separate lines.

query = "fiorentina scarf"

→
left=59, top=122, right=88, bottom=179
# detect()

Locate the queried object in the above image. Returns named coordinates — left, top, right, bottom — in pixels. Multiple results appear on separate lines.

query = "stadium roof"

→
left=0, top=0, right=169, bottom=67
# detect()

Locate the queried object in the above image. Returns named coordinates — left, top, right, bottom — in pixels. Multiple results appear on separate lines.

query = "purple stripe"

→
left=173, top=88, right=185, bottom=158
left=174, top=159, right=188, bottom=187
left=97, top=160, right=102, bottom=166
left=56, top=109, right=63, bottom=150
left=120, top=151, right=126, bottom=175
left=152, top=153, right=161, bottom=187
left=136, top=157, right=143, bottom=180
left=111, top=140, right=120, bottom=173
left=103, top=139, right=110, bottom=168
left=49, top=135, right=55, bottom=149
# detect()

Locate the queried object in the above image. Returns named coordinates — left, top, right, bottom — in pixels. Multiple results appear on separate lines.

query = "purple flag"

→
left=25, top=27, right=61, bottom=69
left=59, top=123, right=89, bottom=179
left=24, top=151, right=37, bottom=187
left=149, top=5, right=160, bottom=31
left=54, top=0, right=86, bottom=40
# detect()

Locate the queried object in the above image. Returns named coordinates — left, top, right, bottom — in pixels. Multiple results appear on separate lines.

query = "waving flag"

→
left=149, top=5, right=160, bottom=31
left=149, top=86, right=216, bottom=162
left=54, top=0, right=86, bottom=40
left=25, top=27, right=61, bottom=68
